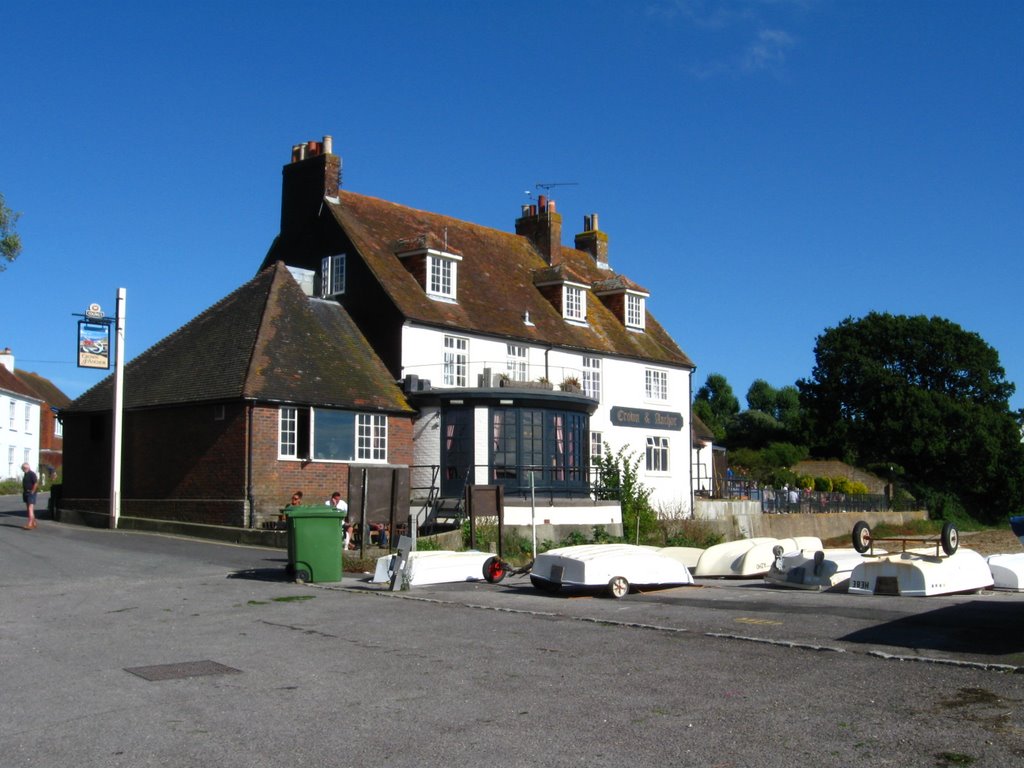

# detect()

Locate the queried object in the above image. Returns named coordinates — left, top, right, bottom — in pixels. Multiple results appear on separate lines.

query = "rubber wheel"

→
left=852, top=521, right=872, bottom=553
left=294, top=569, right=311, bottom=583
left=530, top=575, right=560, bottom=593
left=812, top=550, right=825, bottom=576
left=941, top=522, right=959, bottom=556
left=608, top=575, right=630, bottom=599
left=483, top=556, right=506, bottom=584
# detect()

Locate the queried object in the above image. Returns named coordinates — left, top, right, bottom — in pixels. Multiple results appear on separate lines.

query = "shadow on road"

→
left=841, top=600, right=1024, bottom=656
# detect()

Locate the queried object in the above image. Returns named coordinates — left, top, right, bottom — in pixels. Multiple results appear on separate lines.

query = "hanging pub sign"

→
left=78, top=303, right=111, bottom=369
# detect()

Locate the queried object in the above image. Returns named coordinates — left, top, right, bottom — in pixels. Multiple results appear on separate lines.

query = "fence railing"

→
left=720, top=479, right=920, bottom=515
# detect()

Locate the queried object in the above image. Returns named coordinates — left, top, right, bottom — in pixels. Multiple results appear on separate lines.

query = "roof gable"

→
left=14, top=371, right=71, bottom=408
left=0, top=366, right=42, bottom=402
left=66, top=262, right=412, bottom=414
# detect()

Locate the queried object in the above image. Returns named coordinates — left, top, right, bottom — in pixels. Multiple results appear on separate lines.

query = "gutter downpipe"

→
left=246, top=401, right=256, bottom=528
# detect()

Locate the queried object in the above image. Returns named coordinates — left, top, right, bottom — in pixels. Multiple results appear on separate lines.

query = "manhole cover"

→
left=124, top=660, right=242, bottom=682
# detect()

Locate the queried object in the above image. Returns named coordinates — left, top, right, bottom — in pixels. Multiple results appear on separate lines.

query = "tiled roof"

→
left=14, top=371, right=71, bottom=408
left=329, top=191, right=694, bottom=368
left=66, top=263, right=413, bottom=414
left=0, top=366, right=42, bottom=401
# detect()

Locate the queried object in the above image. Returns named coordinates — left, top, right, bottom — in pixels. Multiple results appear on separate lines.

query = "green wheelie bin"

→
left=285, top=506, right=344, bottom=583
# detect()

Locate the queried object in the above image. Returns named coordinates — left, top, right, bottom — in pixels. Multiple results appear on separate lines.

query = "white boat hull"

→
left=765, top=548, right=871, bottom=592
left=849, top=548, right=993, bottom=597
left=371, top=550, right=494, bottom=586
left=695, top=537, right=823, bottom=578
left=987, top=553, right=1024, bottom=592
left=530, top=544, right=695, bottom=594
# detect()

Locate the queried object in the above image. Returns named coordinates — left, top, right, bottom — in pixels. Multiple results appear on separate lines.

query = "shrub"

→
left=813, top=476, right=833, bottom=492
left=664, top=519, right=724, bottom=549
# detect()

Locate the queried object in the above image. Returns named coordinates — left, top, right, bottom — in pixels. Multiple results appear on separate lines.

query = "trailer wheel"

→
left=483, top=556, right=507, bottom=584
left=294, top=569, right=311, bottom=583
left=530, top=575, right=560, bottom=593
left=941, top=522, right=959, bottom=556
left=608, top=576, right=630, bottom=599
left=852, top=521, right=872, bottom=553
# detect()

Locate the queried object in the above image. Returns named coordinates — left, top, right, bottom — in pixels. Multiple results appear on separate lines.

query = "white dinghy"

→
left=848, top=548, right=993, bottom=597
left=694, top=537, right=823, bottom=578
left=765, top=547, right=876, bottom=592
left=371, top=550, right=502, bottom=587
left=530, top=544, right=695, bottom=598
left=987, top=553, right=1024, bottom=592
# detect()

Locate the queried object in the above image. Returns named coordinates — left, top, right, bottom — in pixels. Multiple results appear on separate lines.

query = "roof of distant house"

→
left=0, top=365, right=42, bottom=402
left=15, top=370, right=71, bottom=408
left=66, top=262, right=413, bottom=414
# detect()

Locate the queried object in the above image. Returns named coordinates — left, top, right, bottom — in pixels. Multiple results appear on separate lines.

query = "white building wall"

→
left=401, top=323, right=693, bottom=514
left=0, top=393, right=40, bottom=480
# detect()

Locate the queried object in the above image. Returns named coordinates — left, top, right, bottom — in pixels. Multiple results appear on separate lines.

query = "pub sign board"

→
left=610, top=406, right=684, bottom=431
left=77, top=321, right=111, bottom=369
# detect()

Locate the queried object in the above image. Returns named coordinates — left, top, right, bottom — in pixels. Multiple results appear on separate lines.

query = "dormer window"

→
left=321, top=253, right=346, bottom=297
left=563, top=283, right=587, bottom=323
left=626, top=292, right=645, bottom=330
left=428, top=251, right=459, bottom=300
left=397, top=243, right=462, bottom=303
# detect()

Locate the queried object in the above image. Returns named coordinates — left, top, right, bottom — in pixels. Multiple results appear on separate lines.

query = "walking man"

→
left=21, top=462, right=38, bottom=530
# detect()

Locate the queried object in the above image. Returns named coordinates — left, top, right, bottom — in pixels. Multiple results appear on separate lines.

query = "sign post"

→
left=75, top=293, right=126, bottom=528
left=109, top=289, right=126, bottom=529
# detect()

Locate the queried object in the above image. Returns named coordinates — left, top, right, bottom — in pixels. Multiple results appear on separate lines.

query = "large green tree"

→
left=693, top=373, right=739, bottom=441
left=0, top=194, right=22, bottom=270
left=798, top=312, right=1024, bottom=522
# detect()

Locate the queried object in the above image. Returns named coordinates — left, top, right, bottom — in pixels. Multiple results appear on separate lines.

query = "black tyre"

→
left=852, top=521, right=872, bottom=553
left=941, top=522, right=959, bottom=556
left=483, top=556, right=507, bottom=584
left=530, top=575, right=561, bottom=593
left=607, top=575, right=630, bottom=599
left=812, top=550, right=826, bottom=576
left=294, top=569, right=311, bottom=583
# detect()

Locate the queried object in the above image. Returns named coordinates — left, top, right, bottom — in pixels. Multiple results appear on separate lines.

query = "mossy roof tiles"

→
left=14, top=371, right=71, bottom=408
left=66, top=262, right=412, bottom=414
left=329, top=191, right=694, bottom=369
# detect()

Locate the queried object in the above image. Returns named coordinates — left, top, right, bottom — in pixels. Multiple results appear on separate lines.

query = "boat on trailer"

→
left=847, top=520, right=992, bottom=597
left=530, top=544, right=695, bottom=598
left=694, top=537, right=823, bottom=578
left=764, top=547, right=876, bottom=592
left=371, top=550, right=502, bottom=587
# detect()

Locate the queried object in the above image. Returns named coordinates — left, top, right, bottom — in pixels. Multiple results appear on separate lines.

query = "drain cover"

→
left=125, top=660, right=242, bottom=682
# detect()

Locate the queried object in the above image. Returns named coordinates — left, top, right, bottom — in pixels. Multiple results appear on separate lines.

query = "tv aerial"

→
left=524, top=182, right=578, bottom=199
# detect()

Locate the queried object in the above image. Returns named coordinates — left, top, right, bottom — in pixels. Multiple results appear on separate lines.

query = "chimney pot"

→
left=323, top=135, right=333, bottom=154
left=538, top=194, right=547, bottom=211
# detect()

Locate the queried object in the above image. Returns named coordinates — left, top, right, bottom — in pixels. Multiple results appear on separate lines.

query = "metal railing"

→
left=721, top=480, right=920, bottom=515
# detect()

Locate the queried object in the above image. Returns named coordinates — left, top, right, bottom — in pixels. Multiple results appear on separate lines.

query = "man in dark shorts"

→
left=21, top=462, right=38, bottom=530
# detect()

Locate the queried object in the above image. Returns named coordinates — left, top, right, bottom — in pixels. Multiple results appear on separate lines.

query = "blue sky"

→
left=3, top=1, right=1022, bottom=411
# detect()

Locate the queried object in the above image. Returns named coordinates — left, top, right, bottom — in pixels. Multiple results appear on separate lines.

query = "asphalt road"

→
left=2, top=496, right=1022, bottom=767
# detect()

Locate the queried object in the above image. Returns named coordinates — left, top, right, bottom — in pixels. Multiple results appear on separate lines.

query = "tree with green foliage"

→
left=798, top=312, right=1024, bottom=523
left=693, top=373, right=739, bottom=441
left=593, top=444, right=657, bottom=543
left=1, top=194, right=22, bottom=271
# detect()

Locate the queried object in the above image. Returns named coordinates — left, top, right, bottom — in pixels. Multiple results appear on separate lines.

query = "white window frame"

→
left=626, top=292, right=646, bottom=330
left=279, top=407, right=298, bottom=458
left=646, top=435, right=669, bottom=473
left=24, top=404, right=31, bottom=433
left=590, top=431, right=603, bottom=461
left=427, top=250, right=461, bottom=301
left=54, top=417, right=63, bottom=438
left=356, top=413, right=388, bottom=462
left=321, top=253, right=346, bottom=297
left=563, top=284, right=587, bottom=322
left=582, top=356, right=601, bottom=401
left=444, top=335, right=469, bottom=387
left=645, top=368, right=668, bottom=402
left=9, top=401, right=15, bottom=430
left=506, top=344, right=528, bottom=381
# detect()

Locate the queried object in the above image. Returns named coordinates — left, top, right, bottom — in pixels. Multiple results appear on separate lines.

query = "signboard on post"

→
left=77, top=320, right=111, bottom=369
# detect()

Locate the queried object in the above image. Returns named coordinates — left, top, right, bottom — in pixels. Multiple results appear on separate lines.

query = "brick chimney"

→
left=280, top=136, right=342, bottom=236
left=515, top=195, right=562, bottom=265
left=574, top=213, right=609, bottom=270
